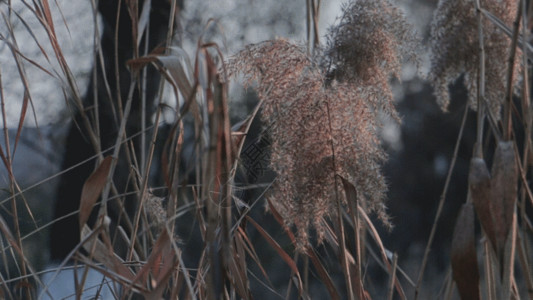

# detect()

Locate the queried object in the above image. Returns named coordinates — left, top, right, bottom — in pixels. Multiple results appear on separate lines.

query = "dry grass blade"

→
left=386, top=253, right=399, bottom=300
left=334, top=183, right=355, bottom=300
left=0, top=140, right=13, bottom=181
left=38, top=0, right=57, bottom=35
left=245, top=216, right=304, bottom=298
left=231, top=110, right=262, bottom=162
left=0, top=214, right=24, bottom=265
left=231, top=229, right=253, bottom=299
left=306, top=247, right=341, bottom=300
left=236, top=226, right=272, bottom=287
left=451, top=203, right=480, bottom=300
left=1, top=14, right=40, bottom=155
left=8, top=9, right=51, bottom=62
left=227, top=247, right=251, bottom=300
left=79, top=156, right=113, bottom=229
left=0, top=39, right=55, bottom=78
left=267, top=198, right=341, bottom=299
left=12, top=91, right=28, bottom=157
left=199, top=48, right=234, bottom=299
left=339, top=175, right=364, bottom=300
left=137, top=229, right=179, bottom=299
left=0, top=214, right=49, bottom=297
left=358, top=205, right=407, bottom=300
left=0, top=18, right=35, bottom=289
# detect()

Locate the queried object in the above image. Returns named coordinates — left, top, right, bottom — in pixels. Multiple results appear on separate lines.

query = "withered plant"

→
left=1, top=0, right=531, bottom=299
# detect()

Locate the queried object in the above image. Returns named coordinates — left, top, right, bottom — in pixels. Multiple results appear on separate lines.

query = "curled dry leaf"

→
left=469, top=157, right=497, bottom=250
left=490, top=141, right=517, bottom=255
left=451, top=203, right=480, bottom=300
left=127, top=47, right=194, bottom=100
left=79, top=156, right=113, bottom=229
left=469, top=141, right=517, bottom=262
left=134, top=229, right=178, bottom=298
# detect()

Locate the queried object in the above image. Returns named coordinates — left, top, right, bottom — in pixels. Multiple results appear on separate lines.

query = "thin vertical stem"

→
left=387, top=253, right=398, bottom=300
left=503, top=0, right=523, bottom=141
left=474, top=0, right=486, bottom=158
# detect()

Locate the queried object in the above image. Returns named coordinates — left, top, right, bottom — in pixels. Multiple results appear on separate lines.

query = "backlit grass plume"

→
left=429, top=0, right=519, bottom=118
left=229, top=0, right=419, bottom=249
left=323, top=0, right=420, bottom=120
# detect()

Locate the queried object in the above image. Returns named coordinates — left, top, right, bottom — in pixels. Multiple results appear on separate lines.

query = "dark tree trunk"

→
left=50, top=0, right=178, bottom=261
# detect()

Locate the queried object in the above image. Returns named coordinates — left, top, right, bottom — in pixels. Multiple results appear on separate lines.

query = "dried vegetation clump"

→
left=429, top=0, right=520, bottom=118
left=228, top=0, right=419, bottom=248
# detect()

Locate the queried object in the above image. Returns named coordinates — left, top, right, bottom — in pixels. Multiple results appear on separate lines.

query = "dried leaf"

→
left=126, top=55, right=158, bottom=72
left=490, top=141, right=517, bottom=255
left=79, top=156, right=113, bottom=229
left=236, top=226, right=271, bottom=286
left=155, top=53, right=193, bottom=99
left=134, top=229, right=170, bottom=285
left=139, top=229, right=179, bottom=299
left=451, top=203, right=480, bottom=300
left=469, top=157, right=497, bottom=251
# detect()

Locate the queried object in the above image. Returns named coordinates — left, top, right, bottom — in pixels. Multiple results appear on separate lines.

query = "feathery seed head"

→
left=229, top=0, right=417, bottom=249
left=323, top=0, right=420, bottom=120
left=429, top=0, right=520, bottom=118
left=229, top=39, right=389, bottom=249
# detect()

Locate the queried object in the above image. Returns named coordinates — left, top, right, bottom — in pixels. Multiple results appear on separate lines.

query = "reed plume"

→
left=323, top=0, right=420, bottom=121
left=429, top=0, right=519, bottom=118
left=229, top=0, right=419, bottom=249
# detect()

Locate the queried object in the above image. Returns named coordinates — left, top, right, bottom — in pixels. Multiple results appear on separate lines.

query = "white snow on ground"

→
left=39, top=264, right=119, bottom=300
